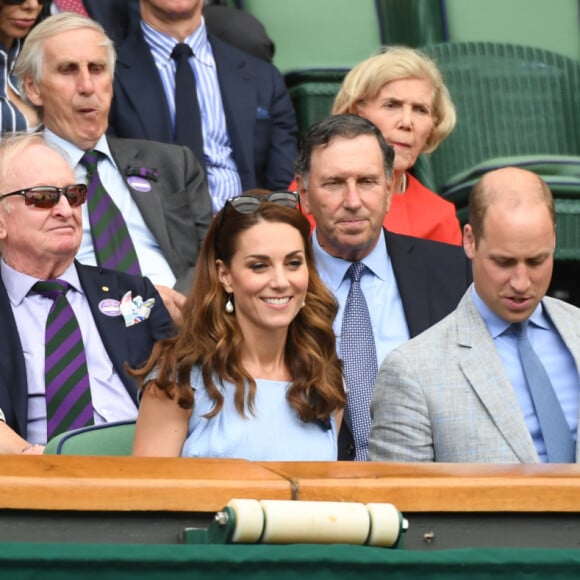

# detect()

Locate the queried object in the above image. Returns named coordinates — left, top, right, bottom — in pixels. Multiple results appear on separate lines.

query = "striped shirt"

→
left=141, top=19, right=242, bottom=213
left=0, top=40, right=29, bottom=137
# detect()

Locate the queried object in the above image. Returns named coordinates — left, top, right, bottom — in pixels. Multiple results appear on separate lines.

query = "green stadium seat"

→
left=238, top=0, right=381, bottom=74
left=442, top=0, right=580, bottom=62
left=376, top=0, right=446, bottom=47
left=285, top=68, right=348, bottom=137
left=417, top=41, right=580, bottom=195
left=44, top=421, right=136, bottom=456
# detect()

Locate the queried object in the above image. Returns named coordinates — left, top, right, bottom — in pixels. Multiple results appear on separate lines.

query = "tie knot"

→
left=32, top=279, right=70, bottom=300
left=346, top=261, right=366, bottom=284
left=171, top=42, right=194, bottom=62
left=512, top=321, right=529, bottom=339
left=79, top=150, right=102, bottom=174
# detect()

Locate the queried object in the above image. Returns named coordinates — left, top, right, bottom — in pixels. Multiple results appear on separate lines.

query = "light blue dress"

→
left=180, top=366, right=338, bottom=461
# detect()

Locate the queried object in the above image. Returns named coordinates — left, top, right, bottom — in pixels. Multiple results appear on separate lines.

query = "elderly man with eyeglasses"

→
left=0, top=133, right=175, bottom=454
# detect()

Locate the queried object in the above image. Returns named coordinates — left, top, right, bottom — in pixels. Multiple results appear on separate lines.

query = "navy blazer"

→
left=338, top=230, right=473, bottom=460
left=0, top=262, right=175, bottom=439
left=109, top=25, right=298, bottom=192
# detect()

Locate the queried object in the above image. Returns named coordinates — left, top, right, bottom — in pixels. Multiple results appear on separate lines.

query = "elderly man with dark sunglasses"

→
left=0, top=133, right=175, bottom=454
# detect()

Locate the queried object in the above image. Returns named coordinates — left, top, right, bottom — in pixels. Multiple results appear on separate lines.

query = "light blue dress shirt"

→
left=311, top=229, right=410, bottom=369
left=1, top=261, right=137, bottom=445
left=44, top=130, right=176, bottom=288
left=142, top=18, right=242, bottom=213
left=471, top=287, right=579, bottom=462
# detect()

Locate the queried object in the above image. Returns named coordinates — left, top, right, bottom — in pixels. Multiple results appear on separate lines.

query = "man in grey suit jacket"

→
left=294, top=115, right=472, bottom=461
left=369, top=167, right=580, bottom=463
left=14, top=13, right=213, bottom=324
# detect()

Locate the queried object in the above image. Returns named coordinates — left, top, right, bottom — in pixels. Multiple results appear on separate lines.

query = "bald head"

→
left=468, top=167, right=555, bottom=245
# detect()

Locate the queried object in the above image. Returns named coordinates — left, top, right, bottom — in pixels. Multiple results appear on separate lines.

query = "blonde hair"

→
left=332, top=46, right=456, bottom=153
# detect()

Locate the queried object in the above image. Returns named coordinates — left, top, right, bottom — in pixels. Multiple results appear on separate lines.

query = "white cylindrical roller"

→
left=227, top=499, right=264, bottom=543
left=365, top=503, right=401, bottom=547
left=259, top=500, right=371, bottom=545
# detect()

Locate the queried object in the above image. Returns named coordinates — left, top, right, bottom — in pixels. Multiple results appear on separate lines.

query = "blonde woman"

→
left=333, top=46, right=461, bottom=245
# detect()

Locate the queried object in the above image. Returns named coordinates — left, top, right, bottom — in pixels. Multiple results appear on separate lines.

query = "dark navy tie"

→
left=171, top=42, right=205, bottom=168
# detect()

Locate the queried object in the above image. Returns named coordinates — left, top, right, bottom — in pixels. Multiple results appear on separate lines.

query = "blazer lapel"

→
left=456, top=294, right=539, bottom=462
left=76, top=263, right=138, bottom=404
left=385, top=230, right=431, bottom=337
left=210, top=35, right=255, bottom=188
left=114, top=31, right=174, bottom=143
left=0, top=281, right=28, bottom=435
left=543, top=299, right=580, bottom=462
left=106, top=137, right=172, bottom=258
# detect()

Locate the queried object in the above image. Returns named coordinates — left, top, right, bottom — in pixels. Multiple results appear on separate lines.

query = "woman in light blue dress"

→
left=131, top=190, right=345, bottom=460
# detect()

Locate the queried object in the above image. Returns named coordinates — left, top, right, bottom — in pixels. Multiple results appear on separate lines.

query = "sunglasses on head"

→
left=214, top=191, right=300, bottom=255
left=3, top=0, right=50, bottom=4
left=227, top=191, right=300, bottom=214
left=0, top=184, right=87, bottom=209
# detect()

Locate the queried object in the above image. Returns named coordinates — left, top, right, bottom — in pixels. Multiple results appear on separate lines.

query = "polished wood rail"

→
left=0, top=455, right=292, bottom=512
left=2, top=455, right=580, bottom=513
left=261, top=461, right=580, bottom=512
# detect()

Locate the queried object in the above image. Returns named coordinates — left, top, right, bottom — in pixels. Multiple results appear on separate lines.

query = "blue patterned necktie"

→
left=341, top=261, right=378, bottom=461
left=171, top=42, right=205, bottom=168
left=514, top=321, right=576, bottom=463
left=80, top=150, right=141, bottom=275
left=31, top=280, right=94, bottom=441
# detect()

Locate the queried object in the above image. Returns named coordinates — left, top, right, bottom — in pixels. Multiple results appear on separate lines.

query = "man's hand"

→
left=155, top=285, right=186, bottom=326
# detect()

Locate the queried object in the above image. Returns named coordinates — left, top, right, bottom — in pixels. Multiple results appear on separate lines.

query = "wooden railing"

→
left=2, top=455, right=580, bottom=513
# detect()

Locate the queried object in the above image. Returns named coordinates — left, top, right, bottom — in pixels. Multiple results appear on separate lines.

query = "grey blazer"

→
left=368, top=288, right=580, bottom=463
left=107, top=136, right=213, bottom=294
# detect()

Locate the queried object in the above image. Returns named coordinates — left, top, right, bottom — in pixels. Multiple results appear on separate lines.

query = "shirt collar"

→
left=470, top=285, right=549, bottom=338
left=43, top=130, right=113, bottom=169
left=141, top=17, right=212, bottom=67
left=312, top=228, right=389, bottom=291
left=1, top=260, right=84, bottom=307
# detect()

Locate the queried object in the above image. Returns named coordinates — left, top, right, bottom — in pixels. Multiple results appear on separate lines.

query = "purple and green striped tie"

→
left=32, top=280, right=94, bottom=440
left=80, top=150, right=141, bottom=275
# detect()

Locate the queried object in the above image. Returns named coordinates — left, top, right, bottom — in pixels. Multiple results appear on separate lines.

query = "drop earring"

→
left=225, top=295, right=234, bottom=313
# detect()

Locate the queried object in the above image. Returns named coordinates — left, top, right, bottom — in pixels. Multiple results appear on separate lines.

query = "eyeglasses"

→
left=3, top=0, right=51, bottom=5
left=215, top=191, right=300, bottom=255
left=0, top=184, right=87, bottom=209
left=3, top=0, right=50, bottom=4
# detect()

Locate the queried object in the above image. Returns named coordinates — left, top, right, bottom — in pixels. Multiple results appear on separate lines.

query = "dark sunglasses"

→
left=3, top=0, right=50, bottom=4
left=0, top=184, right=87, bottom=209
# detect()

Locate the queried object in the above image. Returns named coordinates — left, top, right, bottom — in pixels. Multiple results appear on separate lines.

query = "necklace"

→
left=396, top=173, right=407, bottom=193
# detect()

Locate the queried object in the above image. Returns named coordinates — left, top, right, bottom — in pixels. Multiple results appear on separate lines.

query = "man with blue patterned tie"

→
left=369, top=166, right=580, bottom=463
left=294, top=115, right=472, bottom=460
left=14, top=12, right=213, bottom=326
left=0, top=133, right=174, bottom=454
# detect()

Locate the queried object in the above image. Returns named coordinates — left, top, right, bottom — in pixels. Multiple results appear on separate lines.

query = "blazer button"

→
left=346, top=443, right=355, bottom=457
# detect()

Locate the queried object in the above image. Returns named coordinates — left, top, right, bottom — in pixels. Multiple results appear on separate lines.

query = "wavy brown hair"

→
left=130, top=190, right=345, bottom=423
